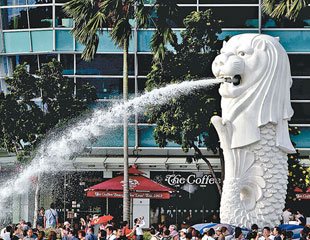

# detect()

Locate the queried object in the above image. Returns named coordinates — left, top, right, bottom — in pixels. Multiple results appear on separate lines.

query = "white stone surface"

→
left=211, top=34, right=295, bottom=228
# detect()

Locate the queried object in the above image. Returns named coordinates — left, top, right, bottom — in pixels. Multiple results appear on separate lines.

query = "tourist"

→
left=66, top=230, right=79, bottom=240
left=114, top=229, right=123, bottom=240
left=295, top=211, right=306, bottom=226
left=48, top=231, right=57, bottom=240
left=232, top=227, right=244, bottom=240
left=122, top=221, right=135, bottom=240
left=180, top=229, right=187, bottom=240
left=259, top=227, right=274, bottom=240
left=162, top=230, right=171, bottom=240
left=24, top=229, right=36, bottom=240
left=282, top=208, right=292, bottom=225
left=150, top=229, right=158, bottom=240
left=12, top=225, right=23, bottom=240
left=2, top=226, right=12, bottom=240
left=106, top=226, right=116, bottom=240
left=134, top=217, right=145, bottom=240
left=185, top=233, right=192, bottom=240
left=78, top=231, right=86, bottom=240
left=98, top=230, right=107, bottom=240
left=171, top=231, right=179, bottom=240
left=37, top=231, right=45, bottom=240
left=61, top=222, right=72, bottom=238
left=217, top=227, right=227, bottom=240
left=273, top=227, right=281, bottom=240
left=20, top=221, right=29, bottom=232
left=169, top=225, right=178, bottom=240
left=44, top=203, right=59, bottom=229
left=246, top=225, right=258, bottom=240
left=300, top=227, right=310, bottom=240
left=206, top=229, right=216, bottom=240
left=285, top=231, right=293, bottom=240
left=86, top=227, right=97, bottom=240
left=36, top=208, right=45, bottom=229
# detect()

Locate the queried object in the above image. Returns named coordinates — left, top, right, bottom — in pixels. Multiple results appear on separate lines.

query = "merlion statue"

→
left=211, top=34, right=295, bottom=228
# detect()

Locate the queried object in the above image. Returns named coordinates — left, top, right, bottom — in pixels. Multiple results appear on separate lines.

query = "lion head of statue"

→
left=212, top=34, right=295, bottom=153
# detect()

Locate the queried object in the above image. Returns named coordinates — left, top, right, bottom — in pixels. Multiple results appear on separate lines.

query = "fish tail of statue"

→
left=211, top=34, right=295, bottom=228
left=212, top=117, right=288, bottom=228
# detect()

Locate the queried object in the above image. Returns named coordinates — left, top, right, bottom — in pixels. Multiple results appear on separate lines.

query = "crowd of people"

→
left=0, top=204, right=309, bottom=240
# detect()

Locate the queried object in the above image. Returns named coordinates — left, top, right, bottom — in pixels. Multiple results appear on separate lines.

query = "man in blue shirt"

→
left=44, top=203, right=59, bottom=228
left=86, top=227, right=97, bottom=240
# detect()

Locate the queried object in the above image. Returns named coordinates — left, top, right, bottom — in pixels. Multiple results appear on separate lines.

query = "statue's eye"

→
left=238, top=51, right=245, bottom=57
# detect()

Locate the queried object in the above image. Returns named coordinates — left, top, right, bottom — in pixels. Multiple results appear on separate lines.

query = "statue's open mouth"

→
left=218, top=75, right=241, bottom=86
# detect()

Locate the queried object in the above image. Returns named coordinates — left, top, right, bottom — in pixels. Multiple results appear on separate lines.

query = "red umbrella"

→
left=91, top=215, right=114, bottom=225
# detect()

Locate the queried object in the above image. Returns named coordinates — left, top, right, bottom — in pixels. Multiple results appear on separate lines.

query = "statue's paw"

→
left=211, top=115, right=223, bottom=127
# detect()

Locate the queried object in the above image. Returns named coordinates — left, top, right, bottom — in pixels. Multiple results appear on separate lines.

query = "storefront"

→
left=149, top=171, right=221, bottom=226
left=48, top=168, right=221, bottom=227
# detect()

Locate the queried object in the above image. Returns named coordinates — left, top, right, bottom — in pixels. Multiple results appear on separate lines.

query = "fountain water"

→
left=0, top=78, right=222, bottom=220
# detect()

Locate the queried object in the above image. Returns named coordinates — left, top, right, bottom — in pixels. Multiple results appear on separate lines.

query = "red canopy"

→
left=86, top=168, right=175, bottom=199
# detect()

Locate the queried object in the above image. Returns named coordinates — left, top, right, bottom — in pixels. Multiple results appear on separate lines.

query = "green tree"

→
left=63, top=0, right=179, bottom=221
left=0, top=59, right=96, bottom=226
left=262, top=0, right=307, bottom=21
left=146, top=10, right=224, bottom=195
left=286, top=127, right=308, bottom=208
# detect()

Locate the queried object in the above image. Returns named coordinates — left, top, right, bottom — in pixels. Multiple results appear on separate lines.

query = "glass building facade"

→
left=1, top=0, right=310, bottom=153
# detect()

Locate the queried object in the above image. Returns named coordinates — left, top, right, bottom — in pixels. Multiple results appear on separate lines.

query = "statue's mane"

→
left=221, top=34, right=295, bottom=153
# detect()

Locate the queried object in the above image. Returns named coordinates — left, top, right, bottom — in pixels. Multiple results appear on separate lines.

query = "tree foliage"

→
left=286, top=127, right=308, bottom=207
left=146, top=10, right=222, bottom=153
left=262, top=0, right=308, bottom=21
left=0, top=59, right=97, bottom=162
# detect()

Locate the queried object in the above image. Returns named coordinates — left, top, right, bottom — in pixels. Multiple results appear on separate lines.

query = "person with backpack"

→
left=44, top=203, right=59, bottom=229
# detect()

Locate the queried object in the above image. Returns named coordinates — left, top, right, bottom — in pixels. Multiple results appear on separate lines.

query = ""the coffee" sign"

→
left=165, top=174, right=221, bottom=186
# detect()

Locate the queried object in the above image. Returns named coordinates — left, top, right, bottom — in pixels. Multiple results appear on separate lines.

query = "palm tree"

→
left=64, top=0, right=179, bottom=223
left=262, top=0, right=308, bottom=21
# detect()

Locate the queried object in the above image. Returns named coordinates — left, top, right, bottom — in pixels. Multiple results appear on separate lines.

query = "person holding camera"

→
left=134, top=217, right=145, bottom=240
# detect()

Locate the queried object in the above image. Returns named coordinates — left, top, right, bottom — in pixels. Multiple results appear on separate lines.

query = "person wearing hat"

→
left=61, top=221, right=72, bottom=238
left=171, top=230, right=179, bottom=240
left=180, top=229, right=187, bottom=240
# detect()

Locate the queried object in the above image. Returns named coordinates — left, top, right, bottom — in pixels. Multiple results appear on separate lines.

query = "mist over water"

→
left=0, top=78, right=222, bottom=219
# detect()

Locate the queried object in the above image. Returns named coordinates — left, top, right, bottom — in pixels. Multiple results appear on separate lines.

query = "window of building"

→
left=200, top=0, right=258, bottom=3
left=39, top=54, right=57, bottom=67
left=56, top=6, right=73, bottom=28
left=145, top=7, right=196, bottom=28
left=138, top=78, right=148, bottom=93
left=291, top=103, right=310, bottom=123
left=138, top=55, right=153, bottom=76
left=9, top=55, right=38, bottom=74
left=76, top=77, right=135, bottom=99
left=0, top=0, right=26, bottom=6
left=199, top=7, right=258, bottom=28
left=27, top=0, right=52, bottom=4
left=60, top=54, right=74, bottom=75
left=1, top=8, right=28, bottom=30
left=291, top=79, right=310, bottom=100
left=289, top=54, right=310, bottom=76
left=76, top=54, right=134, bottom=76
left=28, top=6, right=53, bottom=28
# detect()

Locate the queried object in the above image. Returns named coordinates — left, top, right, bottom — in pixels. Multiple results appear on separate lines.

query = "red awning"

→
left=294, top=187, right=310, bottom=193
left=87, top=191, right=171, bottom=199
left=87, top=175, right=174, bottom=192
left=86, top=167, right=175, bottom=199
left=119, top=167, right=146, bottom=175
